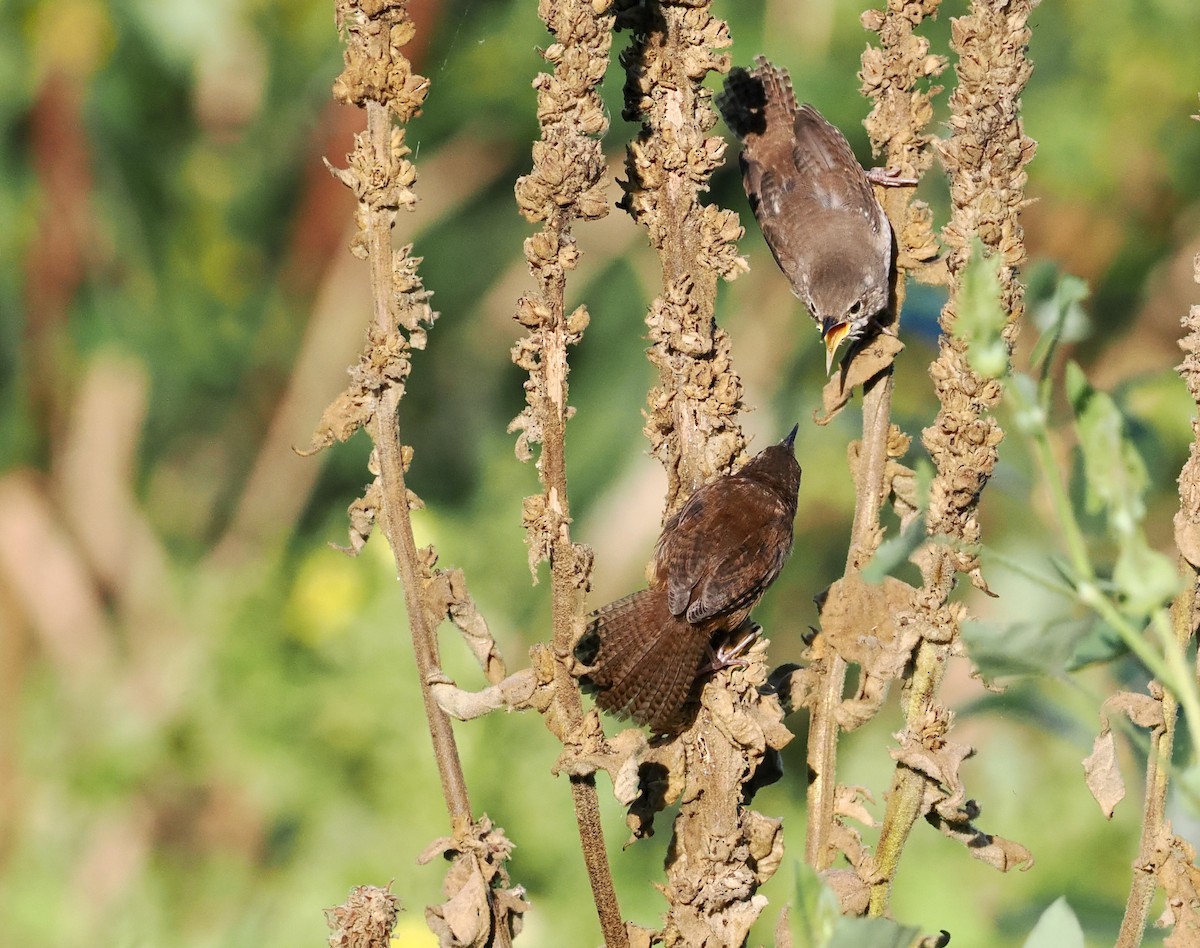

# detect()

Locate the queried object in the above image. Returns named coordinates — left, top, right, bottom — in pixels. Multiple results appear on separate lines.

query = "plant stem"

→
left=374, top=389, right=472, bottom=825
left=806, top=367, right=895, bottom=870
left=542, top=307, right=627, bottom=947
left=868, top=571, right=951, bottom=916
left=1116, top=563, right=1195, bottom=946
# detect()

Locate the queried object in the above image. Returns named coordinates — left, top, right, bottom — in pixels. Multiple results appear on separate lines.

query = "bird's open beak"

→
left=821, top=319, right=851, bottom=375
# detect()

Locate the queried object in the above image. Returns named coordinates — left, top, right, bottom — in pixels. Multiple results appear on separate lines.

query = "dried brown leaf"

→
left=1082, top=727, right=1124, bottom=820
left=419, top=818, right=525, bottom=948
left=891, top=731, right=974, bottom=800
left=425, top=869, right=489, bottom=947
left=833, top=784, right=878, bottom=828
left=1104, top=690, right=1166, bottom=731
left=815, top=334, right=906, bottom=425
left=300, top=389, right=374, bottom=456
left=924, top=800, right=1034, bottom=872
left=819, top=574, right=921, bottom=682
left=429, top=670, right=540, bottom=721
left=325, top=884, right=401, bottom=948
left=1173, top=512, right=1200, bottom=569
left=424, top=568, right=506, bottom=683
left=1158, top=830, right=1200, bottom=946
left=331, top=479, right=381, bottom=556
left=822, top=868, right=870, bottom=916
left=1083, top=690, right=1166, bottom=817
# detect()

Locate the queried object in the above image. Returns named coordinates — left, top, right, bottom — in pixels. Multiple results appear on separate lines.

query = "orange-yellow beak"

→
left=822, top=321, right=851, bottom=375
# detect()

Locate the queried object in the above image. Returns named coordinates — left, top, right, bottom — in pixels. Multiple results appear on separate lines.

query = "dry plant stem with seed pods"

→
left=306, top=0, right=1199, bottom=943
left=509, top=0, right=626, bottom=943
left=802, top=0, right=947, bottom=888
left=607, top=0, right=794, bottom=944
left=864, top=0, right=1040, bottom=916
left=314, top=2, right=524, bottom=945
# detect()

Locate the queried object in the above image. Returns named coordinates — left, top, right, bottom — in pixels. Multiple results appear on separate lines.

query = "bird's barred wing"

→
left=656, top=480, right=793, bottom=623
left=791, top=105, right=889, bottom=238
left=685, top=493, right=793, bottom=623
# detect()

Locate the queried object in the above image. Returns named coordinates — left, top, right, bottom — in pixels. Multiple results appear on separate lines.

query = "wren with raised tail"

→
left=717, top=56, right=894, bottom=374
left=574, top=426, right=802, bottom=736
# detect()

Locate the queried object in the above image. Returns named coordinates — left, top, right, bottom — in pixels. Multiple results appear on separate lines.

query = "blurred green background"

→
left=1, top=0, right=1198, bottom=945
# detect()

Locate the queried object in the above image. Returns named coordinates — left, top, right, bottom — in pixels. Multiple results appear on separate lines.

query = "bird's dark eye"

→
left=848, top=299, right=863, bottom=317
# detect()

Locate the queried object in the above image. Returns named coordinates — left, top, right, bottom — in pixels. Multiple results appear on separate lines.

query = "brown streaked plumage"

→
left=716, top=56, right=893, bottom=374
left=575, top=426, right=802, bottom=735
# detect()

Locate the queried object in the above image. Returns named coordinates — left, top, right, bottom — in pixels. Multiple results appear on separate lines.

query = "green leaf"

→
left=963, top=618, right=1097, bottom=678
left=787, top=862, right=840, bottom=948
left=827, top=916, right=921, bottom=948
left=1112, top=534, right=1181, bottom=616
left=1066, top=618, right=1129, bottom=670
left=953, top=239, right=1009, bottom=379
left=1066, top=360, right=1149, bottom=537
left=1022, top=897, right=1084, bottom=948
left=861, top=515, right=926, bottom=585
left=1030, top=271, right=1091, bottom=370
left=1006, top=372, right=1046, bottom=436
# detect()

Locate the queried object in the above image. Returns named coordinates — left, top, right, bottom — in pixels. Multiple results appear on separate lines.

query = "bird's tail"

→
left=574, top=589, right=709, bottom=736
left=716, top=55, right=798, bottom=141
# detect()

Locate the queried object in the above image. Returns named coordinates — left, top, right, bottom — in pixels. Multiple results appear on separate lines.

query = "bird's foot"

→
left=867, top=165, right=920, bottom=187
left=700, top=625, right=761, bottom=675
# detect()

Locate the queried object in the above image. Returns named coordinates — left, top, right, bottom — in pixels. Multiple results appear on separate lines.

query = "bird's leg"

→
left=866, top=166, right=919, bottom=187
left=699, top=622, right=761, bottom=676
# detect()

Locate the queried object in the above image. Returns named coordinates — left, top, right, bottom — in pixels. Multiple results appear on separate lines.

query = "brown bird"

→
left=717, top=56, right=894, bottom=374
left=575, top=426, right=802, bottom=735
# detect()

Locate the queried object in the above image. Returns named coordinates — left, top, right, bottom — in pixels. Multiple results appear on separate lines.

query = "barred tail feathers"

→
left=717, top=56, right=798, bottom=142
left=578, top=588, right=709, bottom=735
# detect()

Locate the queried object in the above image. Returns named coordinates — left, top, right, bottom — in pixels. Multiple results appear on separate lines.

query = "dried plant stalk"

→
left=612, top=3, right=790, bottom=944
left=1120, top=251, right=1200, bottom=946
left=313, top=2, right=525, bottom=944
left=615, top=0, right=748, bottom=510
left=510, top=0, right=628, bottom=944
left=868, top=0, right=1038, bottom=915
left=804, top=0, right=946, bottom=878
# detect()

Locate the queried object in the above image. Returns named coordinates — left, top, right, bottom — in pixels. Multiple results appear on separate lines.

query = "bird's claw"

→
left=867, top=165, right=920, bottom=187
left=700, top=626, right=761, bottom=675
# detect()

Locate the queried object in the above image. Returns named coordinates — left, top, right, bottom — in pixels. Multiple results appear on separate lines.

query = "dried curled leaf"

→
left=819, top=574, right=920, bottom=683
left=1083, top=728, right=1124, bottom=821
left=923, top=791, right=1034, bottom=873
left=1156, top=829, right=1200, bottom=945
left=815, top=334, right=906, bottom=425
left=418, top=817, right=526, bottom=948
left=325, top=884, right=401, bottom=948
left=331, top=479, right=381, bottom=556
left=1084, top=690, right=1166, bottom=818
left=300, top=389, right=374, bottom=456
left=430, top=669, right=541, bottom=721
left=424, top=568, right=506, bottom=683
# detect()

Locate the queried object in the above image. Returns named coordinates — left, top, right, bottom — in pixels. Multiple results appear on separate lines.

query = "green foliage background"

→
left=1, top=0, right=1198, bottom=945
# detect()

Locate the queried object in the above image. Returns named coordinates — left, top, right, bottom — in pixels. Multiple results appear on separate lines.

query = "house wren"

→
left=574, top=426, right=802, bottom=735
left=717, top=57, right=893, bottom=374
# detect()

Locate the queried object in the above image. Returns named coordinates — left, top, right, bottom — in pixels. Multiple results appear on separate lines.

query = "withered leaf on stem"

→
left=930, top=820, right=1033, bottom=873
left=815, top=334, right=906, bottom=425
left=331, top=478, right=381, bottom=556
left=1083, top=728, right=1125, bottom=821
left=818, top=574, right=921, bottom=683
left=325, top=884, right=401, bottom=948
left=424, top=568, right=507, bottom=684
left=1156, top=831, right=1200, bottom=946
left=419, top=817, right=527, bottom=948
left=1083, top=690, right=1167, bottom=819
